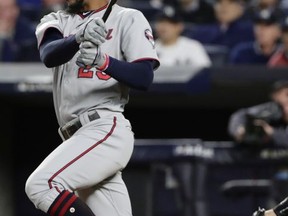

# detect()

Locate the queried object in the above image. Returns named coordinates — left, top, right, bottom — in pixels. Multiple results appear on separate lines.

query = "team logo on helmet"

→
left=144, top=29, right=155, bottom=48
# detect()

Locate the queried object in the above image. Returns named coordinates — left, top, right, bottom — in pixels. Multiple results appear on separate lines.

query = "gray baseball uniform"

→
left=25, top=3, right=159, bottom=216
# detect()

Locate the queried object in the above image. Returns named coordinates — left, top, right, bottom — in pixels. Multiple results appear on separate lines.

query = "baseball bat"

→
left=102, top=0, right=117, bottom=23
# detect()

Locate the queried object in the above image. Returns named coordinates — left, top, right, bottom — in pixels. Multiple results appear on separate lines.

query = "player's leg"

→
left=25, top=114, right=134, bottom=216
left=25, top=133, right=111, bottom=216
left=47, top=190, right=96, bottom=216
left=76, top=171, right=132, bottom=216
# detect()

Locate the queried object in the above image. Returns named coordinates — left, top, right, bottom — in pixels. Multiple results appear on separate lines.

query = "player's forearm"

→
left=40, top=35, right=79, bottom=68
left=105, top=57, right=154, bottom=91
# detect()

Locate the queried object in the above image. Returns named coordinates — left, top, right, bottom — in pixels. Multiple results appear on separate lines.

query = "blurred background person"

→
left=228, top=10, right=281, bottom=64
left=268, top=19, right=288, bottom=67
left=245, top=0, right=287, bottom=21
left=227, top=80, right=288, bottom=146
left=148, top=0, right=215, bottom=24
left=188, top=0, right=254, bottom=56
left=128, top=0, right=176, bottom=23
left=228, top=80, right=288, bottom=207
left=0, top=0, right=40, bottom=62
left=154, top=7, right=212, bottom=75
left=174, top=0, right=216, bottom=24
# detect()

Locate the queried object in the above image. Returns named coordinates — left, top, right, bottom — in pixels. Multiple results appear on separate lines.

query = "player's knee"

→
left=25, top=170, right=64, bottom=211
left=25, top=171, right=47, bottom=204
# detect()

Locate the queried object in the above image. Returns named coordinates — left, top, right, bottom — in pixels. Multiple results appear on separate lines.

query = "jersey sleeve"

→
left=35, top=11, right=64, bottom=48
left=120, top=10, right=160, bottom=69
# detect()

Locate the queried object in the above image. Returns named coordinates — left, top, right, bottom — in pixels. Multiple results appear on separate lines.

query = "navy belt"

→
left=59, top=111, right=100, bottom=140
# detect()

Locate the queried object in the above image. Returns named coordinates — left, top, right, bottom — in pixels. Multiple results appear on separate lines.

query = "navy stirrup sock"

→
left=47, top=190, right=95, bottom=216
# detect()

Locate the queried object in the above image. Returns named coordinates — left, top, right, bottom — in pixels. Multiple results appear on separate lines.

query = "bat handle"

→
left=102, top=0, right=117, bottom=23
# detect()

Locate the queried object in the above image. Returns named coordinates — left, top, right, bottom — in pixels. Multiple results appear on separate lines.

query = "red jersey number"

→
left=78, top=67, right=111, bottom=80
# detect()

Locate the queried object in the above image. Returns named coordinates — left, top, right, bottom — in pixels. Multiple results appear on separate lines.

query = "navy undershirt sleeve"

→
left=39, top=27, right=156, bottom=90
left=105, top=57, right=155, bottom=91
left=39, top=28, right=79, bottom=68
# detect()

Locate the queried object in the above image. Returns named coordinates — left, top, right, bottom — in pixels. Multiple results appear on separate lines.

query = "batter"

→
left=24, top=0, right=160, bottom=215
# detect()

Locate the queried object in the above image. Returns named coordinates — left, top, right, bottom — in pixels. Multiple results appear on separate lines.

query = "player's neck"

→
left=85, top=0, right=109, bottom=11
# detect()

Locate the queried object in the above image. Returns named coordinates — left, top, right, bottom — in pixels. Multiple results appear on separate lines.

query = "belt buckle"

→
left=60, top=123, right=72, bottom=140
left=59, top=110, right=100, bottom=140
left=59, top=118, right=80, bottom=140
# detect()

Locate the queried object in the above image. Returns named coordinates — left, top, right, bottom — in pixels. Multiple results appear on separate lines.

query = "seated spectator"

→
left=268, top=19, right=288, bottom=67
left=0, top=0, right=40, bottom=62
left=229, top=11, right=281, bottom=64
left=148, top=0, right=215, bottom=24
left=245, top=0, right=287, bottom=22
left=130, top=0, right=165, bottom=22
left=154, top=7, right=212, bottom=72
left=187, top=0, right=254, bottom=52
left=175, top=0, right=216, bottom=24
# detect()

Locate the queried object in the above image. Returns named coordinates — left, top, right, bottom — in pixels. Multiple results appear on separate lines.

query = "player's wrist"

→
left=96, top=54, right=110, bottom=71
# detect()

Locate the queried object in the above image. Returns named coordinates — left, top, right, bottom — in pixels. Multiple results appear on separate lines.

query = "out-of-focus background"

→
left=1, top=0, right=288, bottom=216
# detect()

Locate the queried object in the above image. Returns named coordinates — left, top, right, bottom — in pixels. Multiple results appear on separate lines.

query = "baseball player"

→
left=253, top=196, right=288, bottom=216
left=24, top=0, right=160, bottom=215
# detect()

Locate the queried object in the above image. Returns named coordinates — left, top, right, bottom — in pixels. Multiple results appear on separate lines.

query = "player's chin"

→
left=65, top=0, right=85, bottom=14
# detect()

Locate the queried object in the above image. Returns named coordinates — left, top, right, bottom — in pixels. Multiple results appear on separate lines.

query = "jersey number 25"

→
left=78, top=67, right=111, bottom=80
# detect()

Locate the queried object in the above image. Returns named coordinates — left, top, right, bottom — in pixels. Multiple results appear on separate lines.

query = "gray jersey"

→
left=35, top=4, right=159, bottom=126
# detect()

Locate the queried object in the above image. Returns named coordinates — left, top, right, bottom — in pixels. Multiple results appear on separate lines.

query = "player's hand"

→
left=75, top=18, right=108, bottom=45
left=76, top=41, right=109, bottom=70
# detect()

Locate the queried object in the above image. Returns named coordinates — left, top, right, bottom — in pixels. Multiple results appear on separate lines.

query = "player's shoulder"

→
left=39, top=10, right=70, bottom=23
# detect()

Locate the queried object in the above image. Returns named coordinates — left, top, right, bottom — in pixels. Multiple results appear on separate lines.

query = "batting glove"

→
left=76, top=41, right=109, bottom=71
left=75, top=18, right=107, bottom=45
